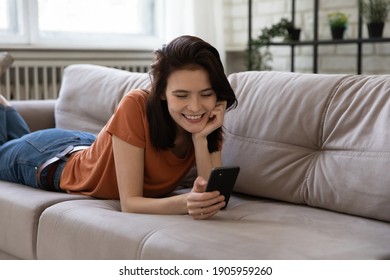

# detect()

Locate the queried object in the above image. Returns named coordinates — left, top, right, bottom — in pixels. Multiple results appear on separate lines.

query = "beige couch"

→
left=1, top=64, right=389, bottom=260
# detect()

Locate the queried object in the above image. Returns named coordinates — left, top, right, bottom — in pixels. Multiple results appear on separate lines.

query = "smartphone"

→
left=206, top=166, right=240, bottom=209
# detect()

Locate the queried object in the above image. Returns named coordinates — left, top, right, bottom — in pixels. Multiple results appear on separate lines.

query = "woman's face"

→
left=164, top=68, right=217, bottom=134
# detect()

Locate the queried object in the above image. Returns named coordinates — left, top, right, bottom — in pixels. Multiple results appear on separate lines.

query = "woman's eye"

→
left=201, top=92, right=215, bottom=97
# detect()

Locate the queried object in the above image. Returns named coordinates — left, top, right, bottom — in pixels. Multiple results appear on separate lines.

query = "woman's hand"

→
left=193, top=100, right=227, bottom=140
left=187, top=176, right=226, bottom=220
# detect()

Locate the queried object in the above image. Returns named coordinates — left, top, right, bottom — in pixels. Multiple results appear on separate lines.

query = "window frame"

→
left=0, top=0, right=28, bottom=43
left=0, top=0, right=164, bottom=50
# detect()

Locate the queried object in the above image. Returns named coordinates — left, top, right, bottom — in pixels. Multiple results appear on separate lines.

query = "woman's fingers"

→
left=187, top=191, right=225, bottom=219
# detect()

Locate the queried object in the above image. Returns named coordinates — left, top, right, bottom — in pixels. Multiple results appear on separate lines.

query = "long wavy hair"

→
left=146, top=35, right=237, bottom=153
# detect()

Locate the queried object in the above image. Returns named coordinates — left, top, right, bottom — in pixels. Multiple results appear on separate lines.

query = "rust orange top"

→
left=60, top=89, right=195, bottom=199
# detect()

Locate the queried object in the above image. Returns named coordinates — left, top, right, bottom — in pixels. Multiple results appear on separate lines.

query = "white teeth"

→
left=184, top=114, right=202, bottom=120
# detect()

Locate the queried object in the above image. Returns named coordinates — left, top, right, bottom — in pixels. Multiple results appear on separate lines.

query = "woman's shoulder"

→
left=117, top=89, right=150, bottom=111
left=126, top=88, right=150, bottom=100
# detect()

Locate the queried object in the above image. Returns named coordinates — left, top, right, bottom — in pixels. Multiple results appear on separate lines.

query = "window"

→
left=0, top=0, right=25, bottom=43
left=0, top=0, right=162, bottom=49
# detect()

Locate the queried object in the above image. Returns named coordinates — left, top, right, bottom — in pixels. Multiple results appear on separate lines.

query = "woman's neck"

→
left=171, top=130, right=192, bottom=158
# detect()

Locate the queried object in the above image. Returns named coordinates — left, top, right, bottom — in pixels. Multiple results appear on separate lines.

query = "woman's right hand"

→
left=187, top=176, right=226, bottom=220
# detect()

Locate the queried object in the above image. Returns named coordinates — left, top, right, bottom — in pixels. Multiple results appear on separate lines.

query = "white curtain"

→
left=163, top=0, right=226, bottom=65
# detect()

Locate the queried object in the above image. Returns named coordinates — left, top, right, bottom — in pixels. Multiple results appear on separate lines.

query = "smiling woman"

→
left=0, top=35, right=238, bottom=220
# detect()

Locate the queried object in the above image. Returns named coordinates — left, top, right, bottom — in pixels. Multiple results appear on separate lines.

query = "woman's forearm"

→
left=120, top=193, right=189, bottom=215
left=192, top=135, right=220, bottom=180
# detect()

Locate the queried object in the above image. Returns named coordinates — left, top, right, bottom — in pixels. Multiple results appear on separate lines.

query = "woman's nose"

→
left=188, top=96, right=200, bottom=111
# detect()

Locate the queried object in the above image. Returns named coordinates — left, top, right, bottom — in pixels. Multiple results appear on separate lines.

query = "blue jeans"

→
left=0, top=105, right=95, bottom=191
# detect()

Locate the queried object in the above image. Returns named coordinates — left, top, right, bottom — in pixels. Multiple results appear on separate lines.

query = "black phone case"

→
left=206, top=166, right=240, bottom=209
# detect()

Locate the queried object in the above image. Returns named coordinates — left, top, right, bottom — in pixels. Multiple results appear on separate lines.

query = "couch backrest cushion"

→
left=55, top=64, right=151, bottom=134
left=225, top=71, right=390, bottom=222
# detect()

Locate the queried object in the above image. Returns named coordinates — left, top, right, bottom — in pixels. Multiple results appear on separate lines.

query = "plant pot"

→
left=367, top=22, right=385, bottom=38
left=287, top=28, right=301, bottom=41
left=330, top=26, right=346, bottom=40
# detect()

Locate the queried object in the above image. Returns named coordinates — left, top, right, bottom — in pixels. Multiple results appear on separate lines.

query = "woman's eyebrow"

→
left=172, top=89, right=190, bottom=93
left=172, top=88, right=213, bottom=93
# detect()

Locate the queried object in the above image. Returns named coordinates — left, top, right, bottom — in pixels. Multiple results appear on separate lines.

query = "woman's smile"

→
left=183, top=113, right=205, bottom=121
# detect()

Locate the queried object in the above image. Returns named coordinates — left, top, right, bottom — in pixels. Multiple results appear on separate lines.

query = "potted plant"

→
left=280, top=18, right=302, bottom=41
left=359, top=0, right=390, bottom=38
left=247, top=18, right=301, bottom=70
left=327, top=12, right=348, bottom=39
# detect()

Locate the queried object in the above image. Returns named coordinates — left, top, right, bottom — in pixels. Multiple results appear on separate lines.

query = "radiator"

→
left=0, top=52, right=152, bottom=100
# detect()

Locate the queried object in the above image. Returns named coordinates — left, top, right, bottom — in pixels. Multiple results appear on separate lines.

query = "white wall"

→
left=224, top=0, right=390, bottom=74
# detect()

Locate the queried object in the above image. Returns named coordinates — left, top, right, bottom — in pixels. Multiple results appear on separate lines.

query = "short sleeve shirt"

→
left=60, top=89, right=195, bottom=199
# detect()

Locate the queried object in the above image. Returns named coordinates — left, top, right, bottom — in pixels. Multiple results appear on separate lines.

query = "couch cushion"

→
left=11, top=100, right=56, bottom=131
left=36, top=194, right=390, bottom=259
left=55, top=64, right=151, bottom=134
left=224, top=71, right=390, bottom=222
left=0, top=181, right=90, bottom=259
left=0, top=250, right=20, bottom=260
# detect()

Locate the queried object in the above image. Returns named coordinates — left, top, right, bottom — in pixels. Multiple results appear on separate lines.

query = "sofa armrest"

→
left=10, top=100, right=56, bottom=132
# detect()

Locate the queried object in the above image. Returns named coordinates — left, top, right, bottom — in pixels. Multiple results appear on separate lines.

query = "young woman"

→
left=0, top=35, right=237, bottom=220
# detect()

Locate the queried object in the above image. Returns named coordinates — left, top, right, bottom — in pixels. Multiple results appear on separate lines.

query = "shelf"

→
left=270, top=37, right=390, bottom=46
left=248, top=0, right=390, bottom=74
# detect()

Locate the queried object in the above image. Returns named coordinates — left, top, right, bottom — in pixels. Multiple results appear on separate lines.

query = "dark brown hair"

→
left=147, top=35, right=237, bottom=152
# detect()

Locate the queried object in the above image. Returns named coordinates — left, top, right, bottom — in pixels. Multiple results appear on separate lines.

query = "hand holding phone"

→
left=206, top=166, right=240, bottom=209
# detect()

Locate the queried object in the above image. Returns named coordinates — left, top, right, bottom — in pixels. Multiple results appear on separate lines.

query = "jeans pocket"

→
left=24, top=129, right=83, bottom=153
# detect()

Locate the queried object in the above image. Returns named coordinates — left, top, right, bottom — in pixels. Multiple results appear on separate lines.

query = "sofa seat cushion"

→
left=55, top=64, right=151, bottom=134
left=0, top=181, right=90, bottom=259
left=225, top=71, right=390, bottom=222
left=36, top=194, right=390, bottom=260
left=0, top=250, right=20, bottom=260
